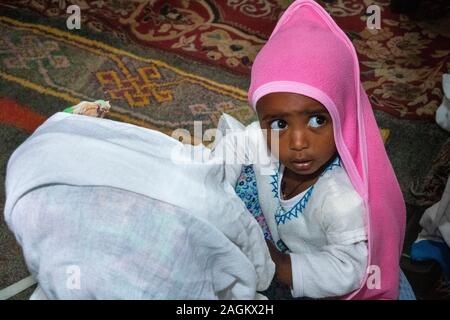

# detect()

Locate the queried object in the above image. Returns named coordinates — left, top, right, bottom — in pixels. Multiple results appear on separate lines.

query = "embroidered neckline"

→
left=321, top=156, right=341, bottom=176
left=275, top=186, right=314, bottom=225
left=271, top=156, right=341, bottom=225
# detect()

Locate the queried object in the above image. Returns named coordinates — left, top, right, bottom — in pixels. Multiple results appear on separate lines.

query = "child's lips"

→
left=291, top=159, right=313, bottom=170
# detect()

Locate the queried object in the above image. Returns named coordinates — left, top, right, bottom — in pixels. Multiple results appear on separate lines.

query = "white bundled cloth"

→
left=4, top=112, right=274, bottom=300
left=436, top=73, right=450, bottom=132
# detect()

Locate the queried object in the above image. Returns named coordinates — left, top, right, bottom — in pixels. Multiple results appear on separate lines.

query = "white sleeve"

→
left=290, top=188, right=368, bottom=298
left=210, top=114, right=260, bottom=187
left=290, top=241, right=368, bottom=298
left=210, top=134, right=243, bottom=186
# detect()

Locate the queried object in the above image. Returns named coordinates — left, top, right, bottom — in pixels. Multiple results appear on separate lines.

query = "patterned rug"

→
left=0, top=13, right=256, bottom=140
left=1, top=0, right=449, bottom=120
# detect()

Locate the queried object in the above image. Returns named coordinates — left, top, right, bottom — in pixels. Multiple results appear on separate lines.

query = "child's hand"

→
left=266, top=240, right=293, bottom=288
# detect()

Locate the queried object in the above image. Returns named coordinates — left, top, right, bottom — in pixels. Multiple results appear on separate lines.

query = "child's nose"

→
left=289, top=129, right=309, bottom=151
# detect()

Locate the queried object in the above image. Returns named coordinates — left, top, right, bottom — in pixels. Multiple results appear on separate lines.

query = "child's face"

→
left=256, top=92, right=337, bottom=176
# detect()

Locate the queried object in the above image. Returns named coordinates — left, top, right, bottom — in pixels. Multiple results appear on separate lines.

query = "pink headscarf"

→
left=248, top=0, right=405, bottom=299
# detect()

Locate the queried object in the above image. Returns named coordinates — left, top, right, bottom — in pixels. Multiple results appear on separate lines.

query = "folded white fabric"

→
left=436, top=73, right=450, bottom=132
left=4, top=112, right=274, bottom=299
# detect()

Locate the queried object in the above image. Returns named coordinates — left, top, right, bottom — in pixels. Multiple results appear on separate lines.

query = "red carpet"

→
left=0, top=97, right=46, bottom=134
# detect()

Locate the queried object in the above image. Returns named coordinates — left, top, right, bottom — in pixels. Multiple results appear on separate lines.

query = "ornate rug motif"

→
left=1, top=0, right=448, bottom=119
left=0, top=16, right=256, bottom=140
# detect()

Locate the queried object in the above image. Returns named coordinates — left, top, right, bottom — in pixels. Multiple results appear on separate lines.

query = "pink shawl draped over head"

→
left=248, top=0, right=406, bottom=299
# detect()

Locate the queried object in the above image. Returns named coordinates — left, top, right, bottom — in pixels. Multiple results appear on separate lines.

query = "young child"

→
left=215, top=0, right=406, bottom=299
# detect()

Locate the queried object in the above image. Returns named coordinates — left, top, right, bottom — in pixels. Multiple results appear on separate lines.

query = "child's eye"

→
left=270, top=119, right=288, bottom=130
left=308, top=115, right=327, bottom=128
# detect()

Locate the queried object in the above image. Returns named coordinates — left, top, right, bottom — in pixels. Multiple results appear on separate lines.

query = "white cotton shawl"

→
left=4, top=112, right=274, bottom=299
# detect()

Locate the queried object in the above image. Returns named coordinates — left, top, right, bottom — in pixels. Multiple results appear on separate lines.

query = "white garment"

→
left=436, top=73, right=450, bottom=132
left=417, top=176, right=450, bottom=246
left=213, top=115, right=368, bottom=298
left=4, top=112, right=275, bottom=299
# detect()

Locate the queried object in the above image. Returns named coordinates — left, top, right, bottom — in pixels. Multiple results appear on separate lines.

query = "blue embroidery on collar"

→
left=271, top=156, right=341, bottom=225
left=270, top=169, right=279, bottom=199
left=275, top=186, right=314, bottom=225
left=321, top=156, right=341, bottom=176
